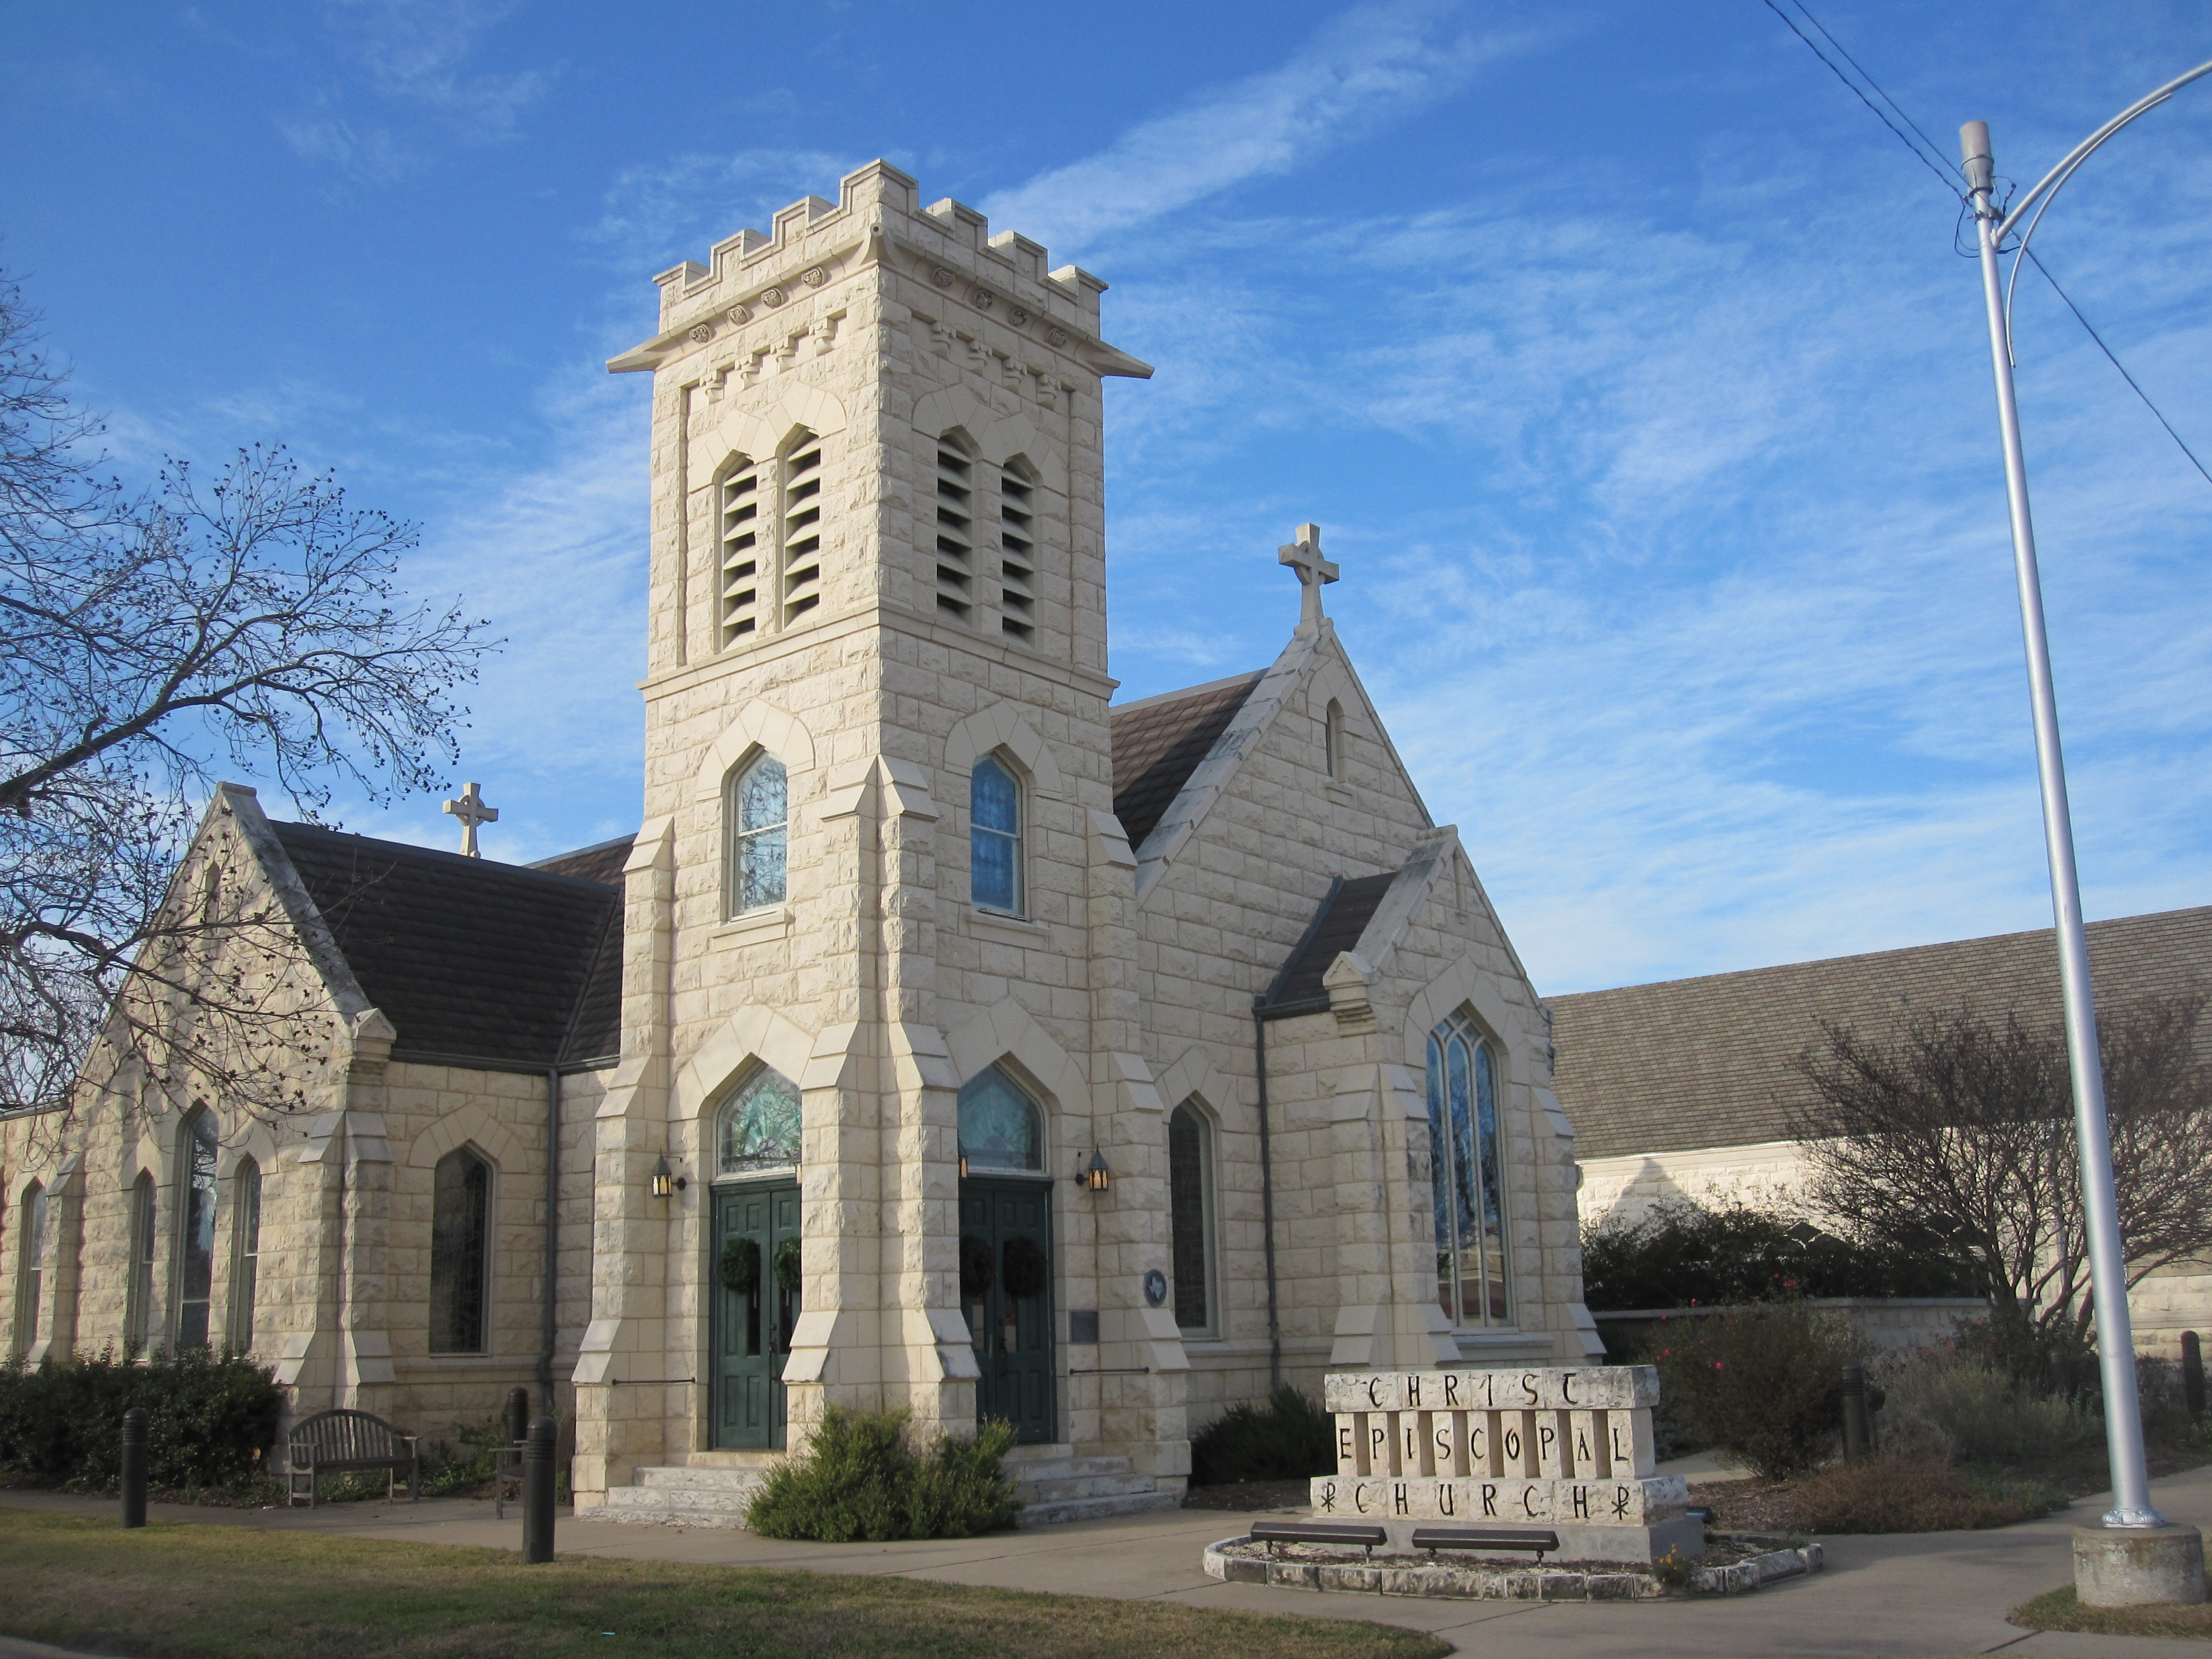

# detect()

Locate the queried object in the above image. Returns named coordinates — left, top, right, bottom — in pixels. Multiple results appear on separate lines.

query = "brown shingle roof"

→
left=1551, top=905, right=2212, bottom=1160
left=1264, top=873, right=1397, bottom=1014
left=272, top=823, right=623, bottom=1069
left=1109, top=671, right=1263, bottom=851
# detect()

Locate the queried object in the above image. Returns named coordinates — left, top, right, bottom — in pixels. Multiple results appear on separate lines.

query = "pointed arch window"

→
left=1167, top=1101, right=1217, bottom=1335
left=969, top=755, right=1022, bottom=915
left=124, top=1172, right=156, bottom=1350
left=429, top=1147, right=491, bottom=1354
left=175, top=1113, right=218, bottom=1347
left=228, top=1159, right=262, bottom=1352
left=718, top=1065, right=804, bottom=1176
left=1426, top=1011, right=1510, bottom=1327
left=725, top=753, right=789, bottom=917
left=12, top=1183, right=44, bottom=1359
left=957, top=1066, right=1042, bottom=1173
left=1324, top=698, right=1345, bottom=780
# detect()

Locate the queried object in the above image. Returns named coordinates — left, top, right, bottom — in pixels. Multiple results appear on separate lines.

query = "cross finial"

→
left=442, top=781, right=499, bottom=858
left=1277, top=521, right=1339, bottom=634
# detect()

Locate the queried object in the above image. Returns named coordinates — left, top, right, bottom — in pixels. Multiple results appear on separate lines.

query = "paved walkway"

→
left=8, top=1466, right=2212, bottom=1657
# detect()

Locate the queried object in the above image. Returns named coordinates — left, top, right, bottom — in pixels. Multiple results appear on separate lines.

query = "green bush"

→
left=1652, top=1302, right=1851, bottom=1479
left=745, top=1407, right=1020, bottom=1542
left=0, top=1347, right=283, bottom=1491
left=1877, top=1352, right=2098, bottom=1468
left=1189, top=1384, right=1335, bottom=1486
left=1580, top=1198, right=1979, bottom=1311
left=416, top=1418, right=513, bottom=1499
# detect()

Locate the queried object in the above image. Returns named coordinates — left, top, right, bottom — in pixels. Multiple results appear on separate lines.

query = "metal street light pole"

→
left=1958, top=58, right=2212, bottom=1532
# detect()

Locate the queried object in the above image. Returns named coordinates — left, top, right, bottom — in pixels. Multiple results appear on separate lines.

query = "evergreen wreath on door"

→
left=959, top=1234, right=994, bottom=1298
left=773, top=1235, right=803, bottom=1294
left=718, top=1236, right=761, bottom=1295
left=1001, top=1235, right=1048, bottom=1300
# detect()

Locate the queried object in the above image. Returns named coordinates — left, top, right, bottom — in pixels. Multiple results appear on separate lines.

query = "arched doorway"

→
left=955, top=1065, right=1055, bottom=1444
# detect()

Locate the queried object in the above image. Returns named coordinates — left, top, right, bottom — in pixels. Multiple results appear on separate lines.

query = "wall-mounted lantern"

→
left=1072, top=1149, right=1110, bottom=1193
left=651, top=1155, right=687, bottom=1198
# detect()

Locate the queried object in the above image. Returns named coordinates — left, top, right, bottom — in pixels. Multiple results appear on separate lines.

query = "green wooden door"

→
left=711, top=1181, right=799, bottom=1449
left=959, top=1177, right=1055, bottom=1444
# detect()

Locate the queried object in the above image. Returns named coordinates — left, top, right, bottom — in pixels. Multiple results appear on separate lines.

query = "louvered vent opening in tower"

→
left=999, top=468, right=1036, bottom=643
left=720, top=458, right=761, bottom=645
left=781, top=433, right=822, bottom=623
left=935, top=439, right=973, bottom=622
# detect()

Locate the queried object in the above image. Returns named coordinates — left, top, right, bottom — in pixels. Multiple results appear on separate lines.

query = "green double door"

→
left=711, top=1181, right=799, bottom=1450
left=959, top=1177, right=1055, bottom=1444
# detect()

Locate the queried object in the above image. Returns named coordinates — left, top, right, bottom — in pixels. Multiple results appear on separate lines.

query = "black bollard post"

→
left=1840, top=1358, right=1870, bottom=1464
left=2185, top=1332, right=2206, bottom=1423
left=119, top=1407, right=148, bottom=1529
left=505, top=1386, right=531, bottom=1447
left=522, top=1416, right=555, bottom=1564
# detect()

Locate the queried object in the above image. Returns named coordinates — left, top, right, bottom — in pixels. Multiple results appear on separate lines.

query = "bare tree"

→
left=0, top=268, right=493, bottom=1121
left=1790, top=991, right=2212, bottom=1359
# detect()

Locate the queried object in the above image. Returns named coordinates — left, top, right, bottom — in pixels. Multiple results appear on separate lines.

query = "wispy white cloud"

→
left=590, top=148, right=864, bottom=274
left=980, top=1, right=1551, bottom=256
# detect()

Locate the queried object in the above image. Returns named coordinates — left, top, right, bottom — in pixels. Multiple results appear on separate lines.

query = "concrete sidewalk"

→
left=8, top=1467, right=2212, bottom=1657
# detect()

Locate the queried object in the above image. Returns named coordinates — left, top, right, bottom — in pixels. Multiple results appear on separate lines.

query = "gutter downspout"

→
left=540, top=1065, right=560, bottom=1417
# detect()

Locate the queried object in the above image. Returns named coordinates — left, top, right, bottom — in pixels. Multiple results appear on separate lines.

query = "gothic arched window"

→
left=1167, top=1101, right=1217, bottom=1335
left=957, top=1066, right=1042, bottom=1173
left=718, top=1066, right=804, bottom=1176
left=725, top=752, right=789, bottom=917
left=429, top=1147, right=491, bottom=1354
left=970, top=755, right=1022, bottom=915
left=228, top=1158, right=262, bottom=1353
left=174, top=1112, right=219, bottom=1347
left=124, top=1172, right=156, bottom=1349
left=1324, top=698, right=1345, bottom=780
left=1426, top=1011, right=1510, bottom=1327
left=12, top=1182, right=43, bottom=1359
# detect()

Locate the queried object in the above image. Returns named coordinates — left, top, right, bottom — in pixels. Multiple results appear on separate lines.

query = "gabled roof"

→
left=1551, top=904, right=2212, bottom=1161
left=1108, top=671, right=1263, bottom=851
left=1261, top=873, right=1397, bottom=1016
left=270, top=823, right=624, bottom=1070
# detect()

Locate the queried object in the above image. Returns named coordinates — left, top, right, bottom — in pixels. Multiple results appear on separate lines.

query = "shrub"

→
left=417, top=1419, right=513, bottom=1499
left=1189, top=1385, right=1336, bottom=1486
left=1877, top=1352, right=2098, bottom=1468
left=745, top=1406, right=1019, bottom=1542
left=0, top=1347, right=283, bottom=1491
left=1652, top=1302, right=1851, bottom=1479
left=1580, top=1198, right=1979, bottom=1311
left=1787, top=1452, right=2065, bottom=1532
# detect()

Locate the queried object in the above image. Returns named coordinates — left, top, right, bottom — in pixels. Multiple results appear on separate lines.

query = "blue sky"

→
left=5, top=1, right=2209, bottom=994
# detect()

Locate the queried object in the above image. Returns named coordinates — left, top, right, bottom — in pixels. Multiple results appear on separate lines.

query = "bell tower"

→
left=573, top=162, right=1176, bottom=1508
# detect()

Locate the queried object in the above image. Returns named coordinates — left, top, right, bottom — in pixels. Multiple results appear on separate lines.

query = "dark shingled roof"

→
left=1264, top=874, right=1398, bottom=1014
left=1109, top=671, right=1263, bottom=851
left=1552, top=904, right=2212, bottom=1161
left=271, top=823, right=623, bottom=1069
left=533, top=834, right=635, bottom=888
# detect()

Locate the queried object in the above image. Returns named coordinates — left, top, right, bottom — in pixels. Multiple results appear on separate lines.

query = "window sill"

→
left=1325, top=782, right=1354, bottom=806
left=713, top=906, right=791, bottom=945
left=967, top=908, right=1049, bottom=945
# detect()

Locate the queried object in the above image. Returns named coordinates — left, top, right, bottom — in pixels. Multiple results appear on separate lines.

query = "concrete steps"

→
left=589, top=1443, right=1181, bottom=1530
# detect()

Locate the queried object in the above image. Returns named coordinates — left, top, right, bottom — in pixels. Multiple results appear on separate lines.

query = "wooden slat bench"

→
left=1249, top=1521, right=1389, bottom=1559
left=1408, top=1526, right=1559, bottom=1563
left=286, top=1408, right=420, bottom=1507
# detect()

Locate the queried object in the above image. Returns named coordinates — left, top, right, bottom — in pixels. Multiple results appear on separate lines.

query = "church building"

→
left=0, top=161, right=1597, bottom=1524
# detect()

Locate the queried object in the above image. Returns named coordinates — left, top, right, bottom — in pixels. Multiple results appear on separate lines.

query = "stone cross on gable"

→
left=443, top=781, right=498, bottom=858
left=1277, top=522, right=1339, bottom=634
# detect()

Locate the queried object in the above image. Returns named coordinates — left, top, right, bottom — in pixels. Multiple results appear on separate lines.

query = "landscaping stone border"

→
left=1201, top=1533, right=1824, bottom=1601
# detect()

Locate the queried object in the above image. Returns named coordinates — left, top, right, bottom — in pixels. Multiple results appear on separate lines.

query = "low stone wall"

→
left=1594, top=1297, right=1990, bottom=1360
left=1202, top=1534, right=1825, bottom=1599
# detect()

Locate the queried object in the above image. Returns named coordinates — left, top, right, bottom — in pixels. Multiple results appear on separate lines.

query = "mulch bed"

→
left=1182, top=1479, right=1314, bottom=1511
left=1687, top=1478, right=1801, bottom=1533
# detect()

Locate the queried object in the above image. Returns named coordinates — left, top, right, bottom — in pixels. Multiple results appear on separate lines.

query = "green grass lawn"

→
left=2013, top=1583, right=2212, bottom=1640
left=0, top=1509, right=1448, bottom=1659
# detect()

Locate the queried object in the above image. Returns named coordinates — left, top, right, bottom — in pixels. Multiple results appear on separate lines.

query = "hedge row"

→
left=0, top=1348, right=284, bottom=1491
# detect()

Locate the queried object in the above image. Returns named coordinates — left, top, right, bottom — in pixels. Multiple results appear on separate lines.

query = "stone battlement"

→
left=648, top=160, right=1107, bottom=336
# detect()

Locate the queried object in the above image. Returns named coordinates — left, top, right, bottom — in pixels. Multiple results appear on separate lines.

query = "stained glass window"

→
left=228, top=1159, right=261, bottom=1353
left=958, top=1066, right=1041, bottom=1172
left=718, top=1066, right=804, bottom=1175
left=1167, top=1102, right=1214, bottom=1333
left=1426, top=1011, right=1510, bottom=1327
left=430, top=1148, right=491, bottom=1353
left=176, top=1114, right=218, bottom=1347
left=13, top=1183, right=44, bottom=1358
left=125, top=1172, right=155, bottom=1349
left=969, top=756, right=1022, bottom=914
left=726, top=753, right=788, bottom=916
